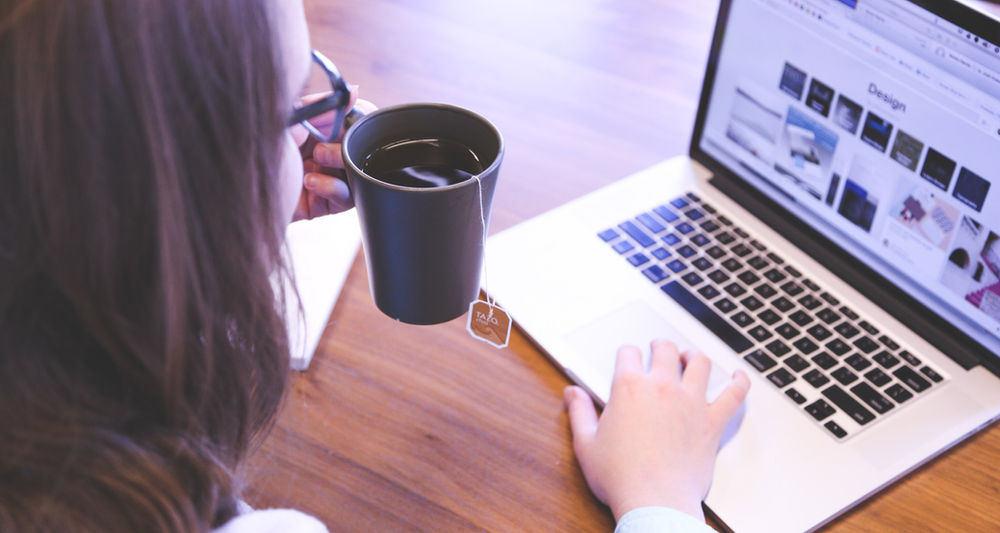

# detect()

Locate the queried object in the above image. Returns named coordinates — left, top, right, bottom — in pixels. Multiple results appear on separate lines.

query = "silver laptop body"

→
left=487, top=1, right=1000, bottom=531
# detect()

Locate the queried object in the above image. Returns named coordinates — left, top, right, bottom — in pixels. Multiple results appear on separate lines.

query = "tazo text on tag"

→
left=467, top=300, right=511, bottom=349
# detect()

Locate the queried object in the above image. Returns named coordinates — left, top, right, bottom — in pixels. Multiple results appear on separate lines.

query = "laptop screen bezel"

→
left=688, top=0, right=1000, bottom=371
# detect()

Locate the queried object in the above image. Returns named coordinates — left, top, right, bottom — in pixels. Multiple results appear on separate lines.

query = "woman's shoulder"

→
left=213, top=507, right=328, bottom=533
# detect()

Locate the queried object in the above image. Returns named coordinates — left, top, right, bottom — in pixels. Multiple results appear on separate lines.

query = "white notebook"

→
left=282, top=212, right=361, bottom=370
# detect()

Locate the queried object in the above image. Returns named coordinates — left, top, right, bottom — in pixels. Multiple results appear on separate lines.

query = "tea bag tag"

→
left=467, top=300, right=511, bottom=349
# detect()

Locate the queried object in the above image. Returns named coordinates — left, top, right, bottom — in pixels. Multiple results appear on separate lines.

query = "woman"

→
left=0, top=0, right=749, bottom=531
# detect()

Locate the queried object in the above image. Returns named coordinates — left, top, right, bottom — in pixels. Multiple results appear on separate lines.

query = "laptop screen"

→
left=695, top=0, right=1000, bottom=356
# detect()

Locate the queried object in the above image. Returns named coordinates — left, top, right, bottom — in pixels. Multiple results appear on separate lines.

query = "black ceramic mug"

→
left=341, top=103, right=503, bottom=325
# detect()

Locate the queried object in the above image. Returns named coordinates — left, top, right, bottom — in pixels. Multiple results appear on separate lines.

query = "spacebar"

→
left=660, top=281, right=754, bottom=353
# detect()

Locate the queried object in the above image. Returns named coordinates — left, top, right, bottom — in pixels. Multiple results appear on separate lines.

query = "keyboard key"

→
left=749, top=239, right=766, bottom=251
left=666, top=259, right=687, bottom=273
left=618, top=221, right=655, bottom=247
left=899, top=350, right=921, bottom=366
left=737, top=271, right=761, bottom=286
left=642, top=265, right=669, bottom=283
left=858, top=320, right=879, bottom=336
left=768, top=367, right=796, bottom=387
left=784, top=265, right=802, bottom=277
left=740, top=295, right=764, bottom=311
left=805, top=399, right=836, bottom=421
left=698, top=284, right=721, bottom=300
left=817, top=308, right=842, bottom=324
left=724, top=282, right=747, bottom=297
left=692, top=257, right=713, bottom=271
left=822, top=385, right=875, bottom=425
left=722, top=258, right=742, bottom=272
left=811, top=352, right=838, bottom=370
left=682, top=272, right=704, bottom=287
left=785, top=354, right=810, bottom=373
left=660, top=281, right=754, bottom=353
left=781, top=281, right=804, bottom=297
left=598, top=228, right=619, bottom=241
left=845, top=354, right=872, bottom=371
left=825, top=339, right=851, bottom=356
left=708, top=269, right=730, bottom=284
left=832, top=366, right=859, bottom=385
left=685, top=192, right=701, bottom=202
left=788, top=309, right=814, bottom=327
left=824, top=420, right=847, bottom=439
left=758, top=309, right=781, bottom=325
left=793, top=337, right=819, bottom=354
left=627, top=253, right=650, bottom=266
left=675, top=222, right=695, bottom=234
left=864, top=368, right=891, bottom=387
left=636, top=213, right=667, bottom=233
left=700, top=220, right=721, bottom=233
left=839, top=305, right=859, bottom=320
left=776, top=323, right=800, bottom=340
left=744, top=350, right=777, bottom=372
left=662, top=233, right=682, bottom=246
left=731, top=311, right=755, bottom=328
left=733, top=227, right=750, bottom=239
left=685, top=208, right=705, bottom=221
left=612, top=241, right=635, bottom=254
left=748, top=325, right=773, bottom=342
left=706, top=245, right=726, bottom=259
left=802, top=278, right=821, bottom=292
left=885, top=384, right=914, bottom=403
left=676, top=244, right=697, bottom=258
left=804, top=368, right=830, bottom=387
left=670, top=197, right=689, bottom=209
left=878, top=335, right=900, bottom=351
left=701, top=202, right=717, bottom=214
left=731, top=243, right=753, bottom=257
left=807, top=324, right=832, bottom=341
left=820, top=292, right=840, bottom=306
left=766, top=339, right=791, bottom=357
left=654, top=205, right=680, bottom=223
left=716, top=231, right=735, bottom=244
left=920, top=366, right=944, bottom=383
left=747, top=256, right=770, bottom=270
left=763, top=268, right=787, bottom=283
left=786, top=388, right=807, bottom=404
left=853, top=336, right=879, bottom=354
left=691, top=233, right=711, bottom=247
left=872, top=350, right=900, bottom=369
left=766, top=251, right=785, bottom=264
left=772, top=297, right=795, bottom=313
left=714, top=298, right=737, bottom=313
left=797, top=294, right=822, bottom=311
left=651, top=247, right=671, bottom=260
left=851, top=382, right=894, bottom=414
left=834, top=322, right=860, bottom=338
left=718, top=215, right=734, bottom=226
left=754, top=284, right=778, bottom=299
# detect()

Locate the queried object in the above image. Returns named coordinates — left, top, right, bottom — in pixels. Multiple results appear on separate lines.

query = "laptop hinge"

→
left=708, top=170, right=1000, bottom=379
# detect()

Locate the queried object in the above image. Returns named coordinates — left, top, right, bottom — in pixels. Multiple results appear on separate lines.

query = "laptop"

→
left=485, top=0, right=1000, bottom=531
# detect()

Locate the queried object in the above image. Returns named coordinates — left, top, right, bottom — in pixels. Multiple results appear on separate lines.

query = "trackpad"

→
left=564, top=301, right=745, bottom=445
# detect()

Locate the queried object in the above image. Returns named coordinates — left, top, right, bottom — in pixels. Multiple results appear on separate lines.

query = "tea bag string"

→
left=473, top=174, right=496, bottom=319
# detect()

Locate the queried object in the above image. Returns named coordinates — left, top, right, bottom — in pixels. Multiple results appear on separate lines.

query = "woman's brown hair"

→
left=0, top=0, right=292, bottom=530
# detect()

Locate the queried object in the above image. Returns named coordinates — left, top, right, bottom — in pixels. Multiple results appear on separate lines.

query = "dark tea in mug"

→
left=361, top=138, right=484, bottom=188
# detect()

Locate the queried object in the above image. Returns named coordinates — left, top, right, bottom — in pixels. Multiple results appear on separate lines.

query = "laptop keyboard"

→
left=598, top=192, right=948, bottom=441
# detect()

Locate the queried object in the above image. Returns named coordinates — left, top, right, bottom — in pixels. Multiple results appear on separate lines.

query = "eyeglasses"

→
left=288, top=50, right=352, bottom=142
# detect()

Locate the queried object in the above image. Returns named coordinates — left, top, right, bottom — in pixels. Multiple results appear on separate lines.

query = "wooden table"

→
left=246, top=1, right=1000, bottom=530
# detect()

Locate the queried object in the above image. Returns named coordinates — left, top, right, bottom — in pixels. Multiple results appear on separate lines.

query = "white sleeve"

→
left=614, top=507, right=717, bottom=533
left=212, top=508, right=328, bottom=533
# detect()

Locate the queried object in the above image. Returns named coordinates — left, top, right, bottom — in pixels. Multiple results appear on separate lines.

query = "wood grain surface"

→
left=245, top=1, right=1000, bottom=531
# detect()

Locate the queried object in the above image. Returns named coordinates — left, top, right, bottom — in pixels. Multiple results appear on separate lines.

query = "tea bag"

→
left=466, top=175, right=512, bottom=348
left=467, top=300, right=511, bottom=348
